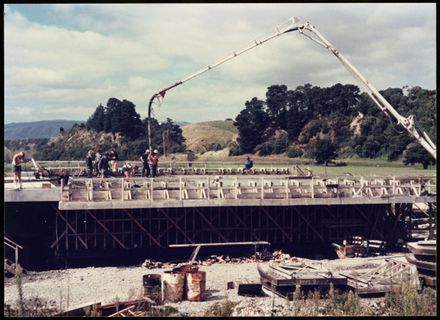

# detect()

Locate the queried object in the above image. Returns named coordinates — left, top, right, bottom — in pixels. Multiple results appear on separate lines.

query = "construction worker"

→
left=109, top=147, right=119, bottom=175
left=121, top=161, right=133, bottom=178
left=86, top=150, right=95, bottom=178
left=98, top=153, right=110, bottom=178
left=140, top=149, right=150, bottom=177
left=12, top=151, right=30, bottom=190
left=148, top=150, right=159, bottom=178
left=243, top=156, right=254, bottom=174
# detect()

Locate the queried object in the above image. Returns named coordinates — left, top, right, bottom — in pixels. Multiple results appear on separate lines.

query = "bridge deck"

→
left=5, top=175, right=436, bottom=210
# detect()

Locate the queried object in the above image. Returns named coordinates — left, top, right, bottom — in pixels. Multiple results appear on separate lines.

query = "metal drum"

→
left=162, top=271, right=185, bottom=302
left=143, top=274, right=162, bottom=304
left=186, top=270, right=206, bottom=302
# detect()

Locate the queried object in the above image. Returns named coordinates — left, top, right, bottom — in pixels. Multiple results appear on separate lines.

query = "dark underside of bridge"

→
left=5, top=202, right=419, bottom=271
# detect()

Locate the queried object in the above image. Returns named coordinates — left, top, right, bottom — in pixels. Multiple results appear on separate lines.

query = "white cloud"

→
left=4, top=3, right=436, bottom=124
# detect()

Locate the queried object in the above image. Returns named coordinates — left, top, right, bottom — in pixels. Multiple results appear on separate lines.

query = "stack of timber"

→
left=257, top=261, right=347, bottom=299
left=339, top=258, right=420, bottom=295
left=332, top=236, right=387, bottom=259
left=406, top=240, right=437, bottom=287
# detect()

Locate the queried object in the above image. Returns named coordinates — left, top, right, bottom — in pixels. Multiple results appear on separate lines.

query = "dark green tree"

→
left=305, top=137, right=338, bottom=166
left=403, top=143, right=436, bottom=169
left=322, top=83, right=360, bottom=116
left=235, top=98, right=270, bottom=153
left=285, top=84, right=320, bottom=141
left=101, top=98, right=144, bottom=139
left=266, top=84, right=288, bottom=130
left=86, top=104, right=105, bottom=132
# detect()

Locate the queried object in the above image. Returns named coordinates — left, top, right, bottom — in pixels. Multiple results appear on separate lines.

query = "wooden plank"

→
left=406, top=254, right=436, bottom=272
left=108, top=305, right=135, bottom=317
left=407, top=242, right=436, bottom=255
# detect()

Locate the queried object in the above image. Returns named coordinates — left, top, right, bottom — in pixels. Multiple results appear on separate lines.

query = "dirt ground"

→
left=3, top=254, right=411, bottom=316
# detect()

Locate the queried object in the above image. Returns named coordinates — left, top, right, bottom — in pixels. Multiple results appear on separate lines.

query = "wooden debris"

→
left=99, top=298, right=150, bottom=317
left=406, top=240, right=436, bottom=287
left=332, top=236, right=387, bottom=259
left=54, top=302, right=101, bottom=317
left=257, top=261, right=347, bottom=299
left=340, top=258, right=420, bottom=295
left=406, top=241, right=436, bottom=255
left=108, top=305, right=135, bottom=317
left=4, top=259, right=27, bottom=277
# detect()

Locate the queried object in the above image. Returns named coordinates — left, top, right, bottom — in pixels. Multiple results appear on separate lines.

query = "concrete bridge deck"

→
left=5, top=175, right=436, bottom=209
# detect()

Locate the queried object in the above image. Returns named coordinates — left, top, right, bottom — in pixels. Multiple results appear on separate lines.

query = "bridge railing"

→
left=37, top=161, right=307, bottom=177
left=61, top=175, right=436, bottom=202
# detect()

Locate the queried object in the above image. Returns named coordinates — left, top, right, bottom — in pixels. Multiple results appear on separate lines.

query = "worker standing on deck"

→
left=98, top=153, right=110, bottom=178
left=94, top=151, right=102, bottom=176
left=12, top=151, right=30, bottom=190
left=109, top=147, right=119, bottom=175
left=243, top=156, right=254, bottom=174
left=86, top=150, right=95, bottom=178
left=121, top=161, right=133, bottom=178
left=140, top=149, right=150, bottom=177
left=148, top=149, right=159, bottom=178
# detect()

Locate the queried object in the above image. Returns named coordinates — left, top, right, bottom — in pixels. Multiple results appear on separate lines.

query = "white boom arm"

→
left=147, top=17, right=436, bottom=159
left=296, top=20, right=436, bottom=159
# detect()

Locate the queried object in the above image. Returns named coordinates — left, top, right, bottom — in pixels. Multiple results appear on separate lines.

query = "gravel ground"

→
left=4, top=261, right=281, bottom=316
left=3, top=254, right=409, bottom=316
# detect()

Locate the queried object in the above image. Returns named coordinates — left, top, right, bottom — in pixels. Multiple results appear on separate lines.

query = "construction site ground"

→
left=3, top=252, right=421, bottom=317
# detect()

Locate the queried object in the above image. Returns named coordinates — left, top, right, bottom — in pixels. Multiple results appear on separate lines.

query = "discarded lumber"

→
left=405, top=254, right=436, bottom=273
left=257, top=262, right=347, bottom=299
left=54, top=302, right=101, bottom=317
left=406, top=242, right=436, bottom=255
left=343, top=258, right=420, bottom=295
left=108, top=305, right=135, bottom=317
left=406, top=240, right=437, bottom=287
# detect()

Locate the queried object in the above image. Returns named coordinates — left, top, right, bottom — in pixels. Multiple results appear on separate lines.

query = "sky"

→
left=4, top=3, right=436, bottom=124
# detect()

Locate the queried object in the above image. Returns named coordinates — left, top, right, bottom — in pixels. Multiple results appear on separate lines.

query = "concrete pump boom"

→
left=297, top=21, right=436, bottom=159
left=147, top=17, right=436, bottom=160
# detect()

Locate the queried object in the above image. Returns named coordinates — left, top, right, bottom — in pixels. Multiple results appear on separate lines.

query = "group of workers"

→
left=85, top=148, right=160, bottom=179
left=85, top=147, right=119, bottom=178
left=11, top=150, right=253, bottom=189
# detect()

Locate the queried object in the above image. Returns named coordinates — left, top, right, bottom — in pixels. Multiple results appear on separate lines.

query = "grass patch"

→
left=285, top=283, right=436, bottom=316
left=204, top=298, right=239, bottom=317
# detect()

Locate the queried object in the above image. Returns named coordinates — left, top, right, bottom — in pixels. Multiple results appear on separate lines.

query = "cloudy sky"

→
left=4, top=3, right=436, bottom=124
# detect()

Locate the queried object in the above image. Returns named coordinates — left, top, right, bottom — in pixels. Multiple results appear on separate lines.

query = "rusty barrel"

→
left=162, top=271, right=185, bottom=302
left=186, top=270, right=206, bottom=302
left=143, top=274, right=162, bottom=304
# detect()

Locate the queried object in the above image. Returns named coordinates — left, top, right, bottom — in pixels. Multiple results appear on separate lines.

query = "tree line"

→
left=33, top=97, right=186, bottom=161
left=232, top=83, right=436, bottom=168
left=30, top=83, right=436, bottom=168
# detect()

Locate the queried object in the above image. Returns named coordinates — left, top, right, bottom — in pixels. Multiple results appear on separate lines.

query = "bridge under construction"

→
left=4, top=172, right=437, bottom=270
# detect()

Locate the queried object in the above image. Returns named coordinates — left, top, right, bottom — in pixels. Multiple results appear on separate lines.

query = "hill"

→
left=182, top=119, right=238, bottom=154
left=4, top=120, right=82, bottom=140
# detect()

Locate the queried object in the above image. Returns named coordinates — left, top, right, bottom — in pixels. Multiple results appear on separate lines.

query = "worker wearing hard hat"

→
left=140, top=148, right=150, bottom=177
left=148, top=149, right=159, bottom=178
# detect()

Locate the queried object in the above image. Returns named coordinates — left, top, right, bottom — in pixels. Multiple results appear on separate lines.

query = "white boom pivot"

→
left=296, top=20, right=436, bottom=159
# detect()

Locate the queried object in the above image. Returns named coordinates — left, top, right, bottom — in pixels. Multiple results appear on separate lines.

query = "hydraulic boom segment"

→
left=147, top=17, right=436, bottom=159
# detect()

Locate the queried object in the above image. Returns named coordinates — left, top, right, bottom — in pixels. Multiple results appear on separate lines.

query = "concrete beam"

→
left=58, top=195, right=436, bottom=211
left=5, top=189, right=60, bottom=202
